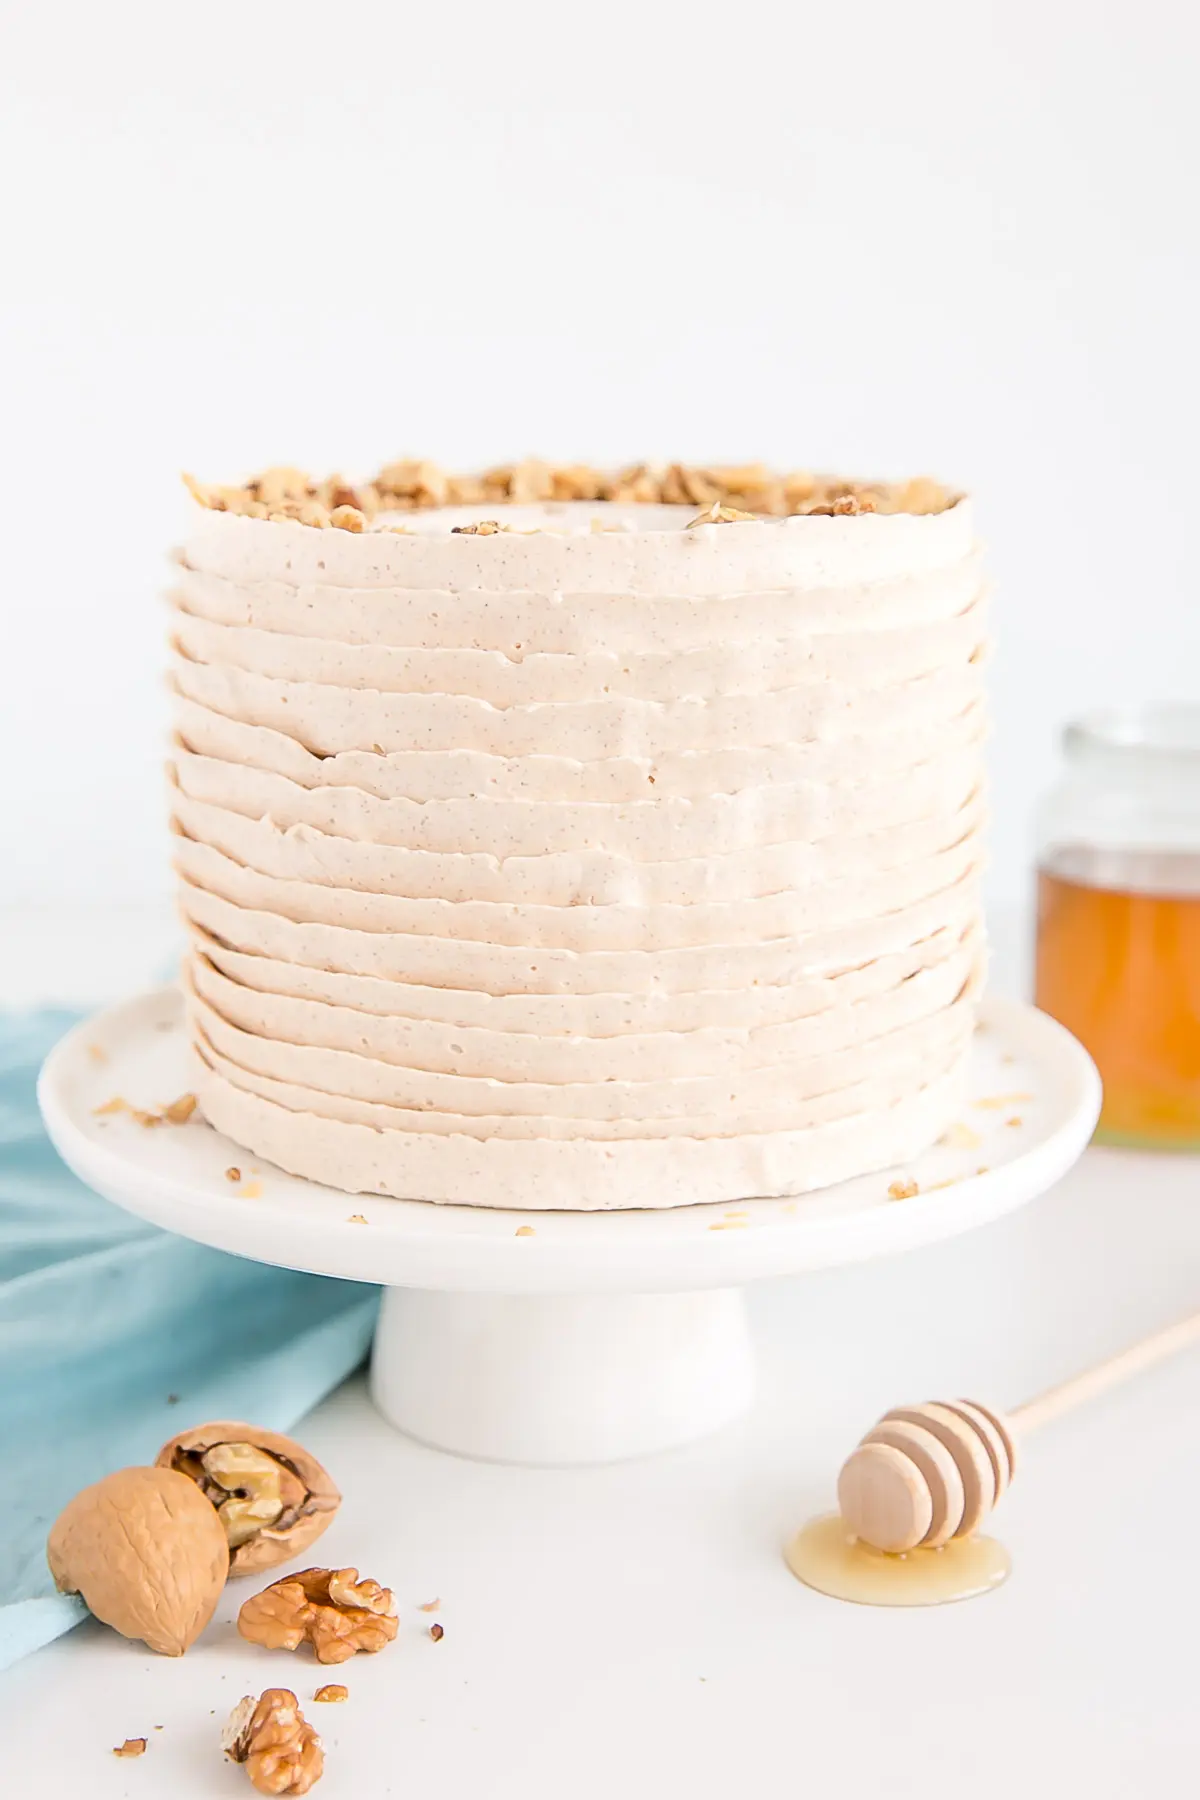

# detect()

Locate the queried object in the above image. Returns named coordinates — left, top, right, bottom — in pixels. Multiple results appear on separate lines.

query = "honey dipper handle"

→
left=1012, top=1309, right=1200, bottom=1435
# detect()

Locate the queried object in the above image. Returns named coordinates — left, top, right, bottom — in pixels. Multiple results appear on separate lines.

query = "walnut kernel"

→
left=223, top=1690, right=323, bottom=1796
left=238, top=1566, right=399, bottom=1664
left=157, top=1423, right=340, bottom=1576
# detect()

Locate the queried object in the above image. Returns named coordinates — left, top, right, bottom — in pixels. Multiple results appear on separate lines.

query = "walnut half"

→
left=223, top=1689, right=323, bottom=1796
left=238, top=1567, right=399, bottom=1665
left=156, top=1423, right=340, bottom=1577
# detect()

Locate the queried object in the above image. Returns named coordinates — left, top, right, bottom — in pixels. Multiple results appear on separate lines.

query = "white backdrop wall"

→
left=2, top=0, right=1197, bottom=910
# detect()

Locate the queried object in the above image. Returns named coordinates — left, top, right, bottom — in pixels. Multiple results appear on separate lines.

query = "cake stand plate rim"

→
left=37, top=987, right=1100, bottom=1296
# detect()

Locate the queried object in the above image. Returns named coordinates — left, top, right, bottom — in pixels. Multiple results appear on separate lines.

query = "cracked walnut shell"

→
left=156, top=1422, right=340, bottom=1576
left=224, top=1689, right=323, bottom=1796
left=238, top=1567, right=399, bottom=1664
left=47, top=1465, right=229, bottom=1655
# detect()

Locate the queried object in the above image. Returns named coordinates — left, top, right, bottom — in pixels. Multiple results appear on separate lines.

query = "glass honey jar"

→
left=1035, top=707, right=1200, bottom=1150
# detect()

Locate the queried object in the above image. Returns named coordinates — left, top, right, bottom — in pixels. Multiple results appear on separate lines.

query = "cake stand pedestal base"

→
left=370, top=1287, right=754, bottom=1464
left=38, top=989, right=1100, bottom=1468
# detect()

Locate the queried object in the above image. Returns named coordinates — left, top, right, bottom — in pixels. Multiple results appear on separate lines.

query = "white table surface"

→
left=3, top=906, right=1198, bottom=1798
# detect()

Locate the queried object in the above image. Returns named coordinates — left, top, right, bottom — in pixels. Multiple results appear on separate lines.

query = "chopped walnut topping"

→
left=317, top=476, right=374, bottom=515
left=887, top=1179, right=920, bottom=1201
left=131, top=1107, right=165, bottom=1129
left=507, top=458, right=555, bottom=504
left=249, top=468, right=310, bottom=507
left=183, top=462, right=958, bottom=528
left=662, top=463, right=723, bottom=508
left=552, top=463, right=606, bottom=501
left=223, top=1690, right=323, bottom=1796
left=451, top=519, right=506, bottom=535
left=377, top=458, right=449, bottom=508
left=312, top=1685, right=348, bottom=1704
left=894, top=475, right=951, bottom=514
left=606, top=463, right=661, bottom=504
left=238, top=1567, right=399, bottom=1665
left=805, top=492, right=879, bottom=516
left=113, top=1738, right=147, bottom=1758
left=93, top=1095, right=128, bottom=1116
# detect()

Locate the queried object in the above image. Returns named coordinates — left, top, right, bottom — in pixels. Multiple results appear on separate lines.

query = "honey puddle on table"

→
left=785, top=1513, right=1010, bottom=1607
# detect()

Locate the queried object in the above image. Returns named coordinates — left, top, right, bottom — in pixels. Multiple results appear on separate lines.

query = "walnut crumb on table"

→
left=418, top=1598, right=441, bottom=1612
left=239, top=1181, right=263, bottom=1199
left=347, top=1213, right=368, bottom=1224
left=113, top=1738, right=147, bottom=1758
left=429, top=1622, right=444, bottom=1641
left=225, top=1167, right=242, bottom=1182
left=312, top=1686, right=348, bottom=1705
left=514, top=1224, right=536, bottom=1237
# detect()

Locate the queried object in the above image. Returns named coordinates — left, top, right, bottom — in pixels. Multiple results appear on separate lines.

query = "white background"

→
left=2, top=0, right=1198, bottom=910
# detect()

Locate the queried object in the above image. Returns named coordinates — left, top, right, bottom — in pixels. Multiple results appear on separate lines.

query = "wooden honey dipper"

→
left=838, top=1308, right=1200, bottom=1553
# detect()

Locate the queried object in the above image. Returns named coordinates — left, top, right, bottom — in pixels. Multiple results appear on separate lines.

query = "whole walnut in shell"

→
left=157, top=1422, right=340, bottom=1576
left=47, top=1465, right=229, bottom=1655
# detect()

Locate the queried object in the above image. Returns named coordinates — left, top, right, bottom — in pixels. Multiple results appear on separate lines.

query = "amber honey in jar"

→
left=1035, top=708, right=1200, bottom=1150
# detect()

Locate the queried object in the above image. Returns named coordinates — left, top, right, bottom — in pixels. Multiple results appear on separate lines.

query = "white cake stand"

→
left=38, top=989, right=1099, bottom=1466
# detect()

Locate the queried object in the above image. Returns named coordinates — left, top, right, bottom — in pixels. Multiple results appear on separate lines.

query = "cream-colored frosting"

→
left=170, top=493, right=988, bottom=1208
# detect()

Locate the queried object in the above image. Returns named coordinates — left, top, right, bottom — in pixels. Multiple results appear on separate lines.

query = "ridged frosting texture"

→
left=169, top=498, right=988, bottom=1208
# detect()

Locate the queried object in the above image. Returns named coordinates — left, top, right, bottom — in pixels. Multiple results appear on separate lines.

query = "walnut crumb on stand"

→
left=887, top=1179, right=920, bottom=1201
left=223, top=1690, right=323, bottom=1796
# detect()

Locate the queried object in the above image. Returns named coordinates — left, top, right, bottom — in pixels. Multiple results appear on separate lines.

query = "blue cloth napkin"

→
left=0, top=1010, right=380, bottom=1670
